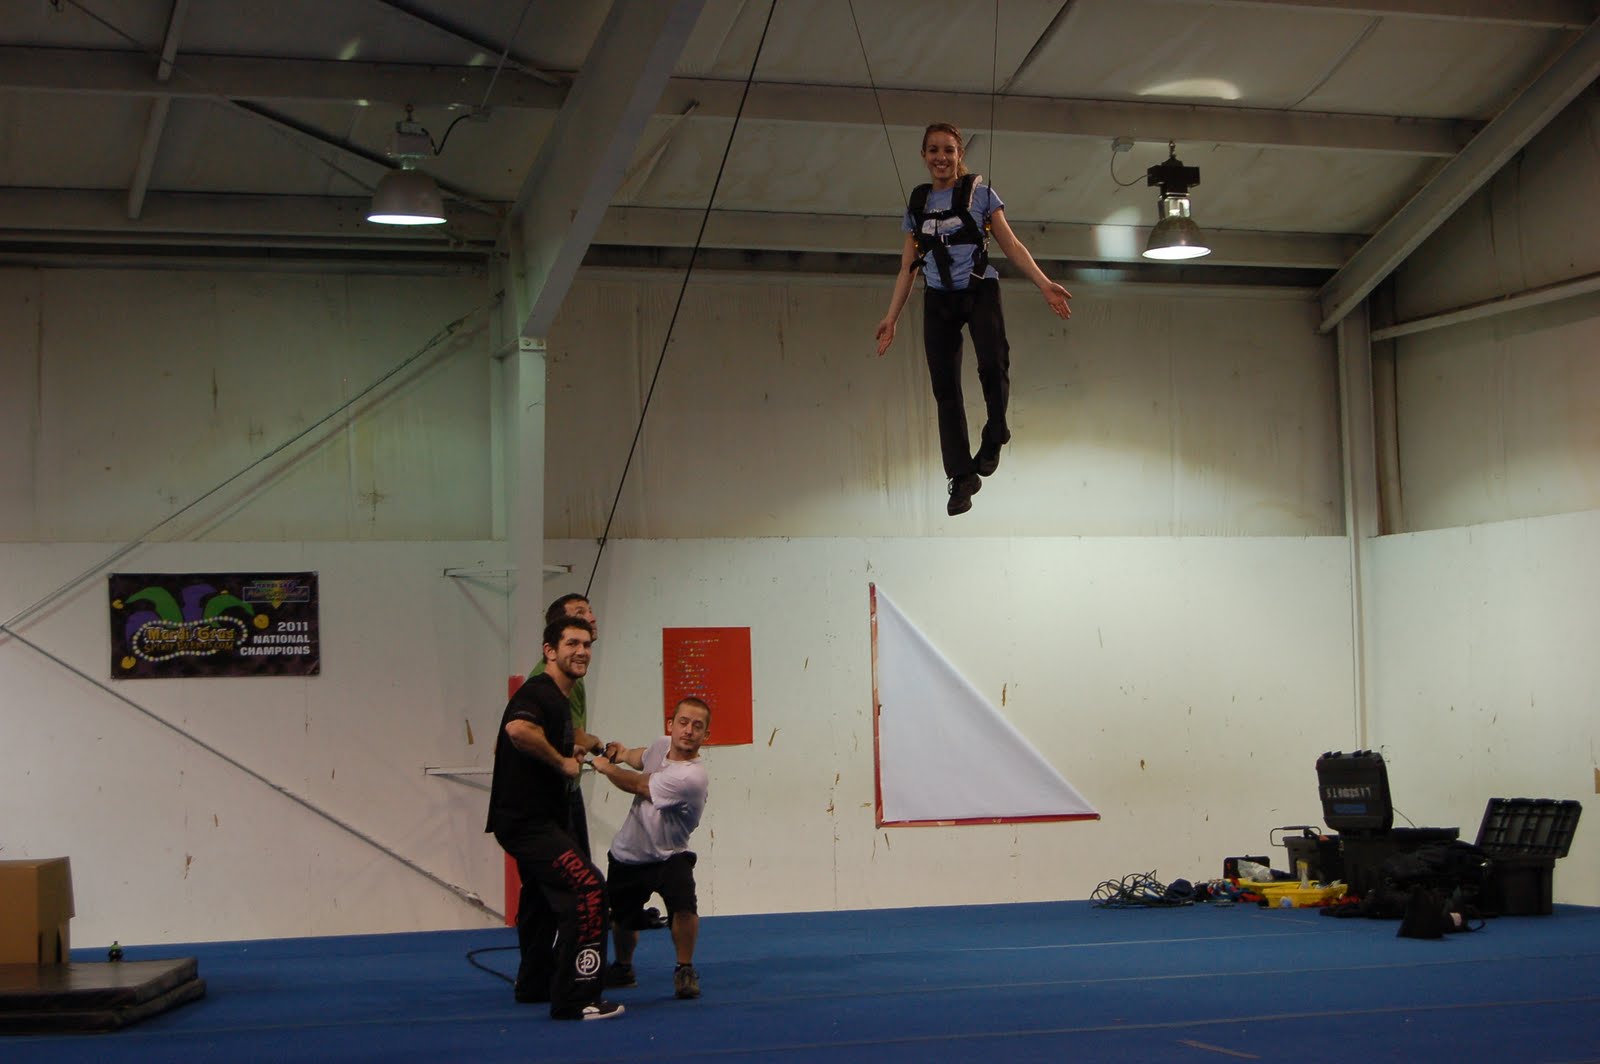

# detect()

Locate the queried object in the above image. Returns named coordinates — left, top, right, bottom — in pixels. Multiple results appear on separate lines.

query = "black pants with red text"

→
left=923, top=278, right=1011, bottom=479
left=495, top=820, right=609, bottom=1014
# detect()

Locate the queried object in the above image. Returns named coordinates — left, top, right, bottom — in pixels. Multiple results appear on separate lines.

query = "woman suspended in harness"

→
left=875, top=122, right=1072, bottom=516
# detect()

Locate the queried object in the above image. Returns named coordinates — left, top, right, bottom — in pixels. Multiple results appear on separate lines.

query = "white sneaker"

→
left=553, top=999, right=625, bottom=1021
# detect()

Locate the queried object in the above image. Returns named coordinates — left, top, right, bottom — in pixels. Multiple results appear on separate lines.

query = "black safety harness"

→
left=907, top=172, right=991, bottom=289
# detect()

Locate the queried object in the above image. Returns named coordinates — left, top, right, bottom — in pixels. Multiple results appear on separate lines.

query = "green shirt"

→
left=529, top=661, right=587, bottom=735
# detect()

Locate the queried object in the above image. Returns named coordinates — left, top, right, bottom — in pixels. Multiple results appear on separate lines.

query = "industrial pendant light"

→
left=368, top=168, right=445, bottom=226
left=367, top=106, right=446, bottom=226
left=1142, top=141, right=1211, bottom=261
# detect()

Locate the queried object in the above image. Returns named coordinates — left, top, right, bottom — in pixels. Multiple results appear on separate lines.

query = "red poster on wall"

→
left=662, top=627, right=753, bottom=745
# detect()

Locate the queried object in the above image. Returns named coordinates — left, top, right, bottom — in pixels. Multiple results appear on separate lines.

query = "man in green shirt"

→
left=530, top=593, right=604, bottom=856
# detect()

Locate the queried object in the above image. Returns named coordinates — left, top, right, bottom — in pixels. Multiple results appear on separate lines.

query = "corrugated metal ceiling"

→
left=0, top=0, right=1594, bottom=290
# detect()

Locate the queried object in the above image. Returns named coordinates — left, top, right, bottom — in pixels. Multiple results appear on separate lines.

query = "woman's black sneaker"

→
left=947, top=473, right=982, bottom=516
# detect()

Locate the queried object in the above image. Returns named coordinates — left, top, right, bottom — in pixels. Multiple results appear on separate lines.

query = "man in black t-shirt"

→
left=486, top=615, right=623, bottom=1021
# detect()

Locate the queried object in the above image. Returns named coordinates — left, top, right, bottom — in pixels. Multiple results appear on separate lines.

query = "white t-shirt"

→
left=608, top=737, right=709, bottom=865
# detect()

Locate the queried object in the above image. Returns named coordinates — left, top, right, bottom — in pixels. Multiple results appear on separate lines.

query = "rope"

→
left=467, top=945, right=519, bottom=984
left=583, top=0, right=780, bottom=597
left=846, top=0, right=906, bottom=205
left=988, top=0, right=1000, bottom=182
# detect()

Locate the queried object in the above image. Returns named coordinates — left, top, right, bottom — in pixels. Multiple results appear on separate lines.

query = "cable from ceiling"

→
left=475, top=0, right=537, bottom=114
left=1109, top=137, right=1143, bottom=187
left=846, top=0, right=1006, bottom=201
left=424, top=0, right=538, bottom=158
left=987, top=0, right=999, bottom=180
left=582, top=0, right=781, bottom=598
left=846, top=0, right=906, bottom=204
left=848, top=0, right=1004, bottom=393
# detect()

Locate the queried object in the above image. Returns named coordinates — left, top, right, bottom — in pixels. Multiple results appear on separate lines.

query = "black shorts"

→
left=606, top=850, right=698, bottom=921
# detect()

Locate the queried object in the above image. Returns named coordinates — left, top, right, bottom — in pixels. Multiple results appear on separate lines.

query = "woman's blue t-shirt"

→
left=902, top=183, right=1003, bottom=291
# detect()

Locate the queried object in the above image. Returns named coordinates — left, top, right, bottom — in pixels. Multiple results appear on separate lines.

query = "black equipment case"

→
left=1315, top=751, right=1458, bottom=898
left=1474, top=798, right=1583, bottom=915
left=1316, top=750, right=1393, bottom=832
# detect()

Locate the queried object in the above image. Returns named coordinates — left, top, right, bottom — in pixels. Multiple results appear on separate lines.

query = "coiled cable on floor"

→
left=1090, top=871, right=1195, bottom=908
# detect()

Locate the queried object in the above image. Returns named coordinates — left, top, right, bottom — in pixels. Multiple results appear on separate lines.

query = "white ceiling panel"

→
left=1303, top=19, right=1577, bottom=118
left=4, top=0, right=169, bottom=49
left=0, top=93, right=152, bottom=188
left=1012, top=0, right=1386, bottom=106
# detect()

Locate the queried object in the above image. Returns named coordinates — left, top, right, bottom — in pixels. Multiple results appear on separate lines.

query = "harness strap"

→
left=907, top=173, right=991, bottom=289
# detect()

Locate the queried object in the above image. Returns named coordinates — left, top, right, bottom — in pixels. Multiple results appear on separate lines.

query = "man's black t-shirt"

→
left=485, top=673, right=575, bottom=834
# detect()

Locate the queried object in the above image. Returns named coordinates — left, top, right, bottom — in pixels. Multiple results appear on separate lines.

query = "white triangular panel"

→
left=873, top=585, right=1097, bottom=825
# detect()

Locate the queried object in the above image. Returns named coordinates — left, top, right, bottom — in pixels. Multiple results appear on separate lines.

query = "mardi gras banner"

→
left=110, top=572, right=320, bottom=679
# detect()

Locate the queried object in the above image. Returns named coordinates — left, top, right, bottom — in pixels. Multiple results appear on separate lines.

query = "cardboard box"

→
left=0, top=857, right=74, bottom=965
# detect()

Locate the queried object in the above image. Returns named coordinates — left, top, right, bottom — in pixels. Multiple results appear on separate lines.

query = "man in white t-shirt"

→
left=589, top=697, right=711, bottom=1000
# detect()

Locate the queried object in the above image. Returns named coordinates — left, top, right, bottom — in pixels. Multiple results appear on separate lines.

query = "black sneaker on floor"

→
left=603, top=962, right=636, bottom=988
left=946, top=473, right=982, bottom=516
left=673, top=965, right=701, bottom=1000
left=553, top=1000, right=625, bottom=1021
left=513, top=984, right=549, bottom=1004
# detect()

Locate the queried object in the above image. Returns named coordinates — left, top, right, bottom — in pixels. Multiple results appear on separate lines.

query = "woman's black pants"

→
left=922, top=278, right=1010, bottom=479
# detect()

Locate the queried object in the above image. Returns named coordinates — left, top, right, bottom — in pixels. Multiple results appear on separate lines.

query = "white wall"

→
left=0, top=268, right=494, bottom=542
left=1368, top=513, right=1599, bottom=903
left=1369, top=85, right=1600, bottom=901
left=8, top=163, right=1598, bottom=949
left=565, top=536, right=1356, bottom=916
left=544, top=276, right=1342, bottom=537
left=2, top=261, right=1375, bottom=945
left=1, top=540, right=512, bottom=946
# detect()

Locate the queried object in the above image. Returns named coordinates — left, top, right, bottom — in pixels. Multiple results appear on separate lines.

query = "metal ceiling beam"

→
left=1182, top=0, right=1596, bottom=27
left=127, top=0, right=189, bottom=221
left=370, top=0, right=565, bottom=85
left=595, top=206, right=1360, bottom=270
left=0, top=46, right=563, bottom=109
left=511, top=0, right=705, bottom=339
left=660, top=81, right=1477, bottom=156
left=0, top=188, right=501, bottom=246
left=1317, top=17, right=1600, bottom=330
left=614, top=102, right=700, bottom=202
left=226, top=100, right=498, bottom=216
left=0, top=46, right=1474, bottom=156
left=0, top=189, right=1352, bottom=270
left=999, top=1, right=1084, bottom=94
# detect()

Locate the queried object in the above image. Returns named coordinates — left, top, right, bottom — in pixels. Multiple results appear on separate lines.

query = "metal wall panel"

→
left=0, top=268, right=493, bottom=542
left=1393, top=89, right=1600, bottom=530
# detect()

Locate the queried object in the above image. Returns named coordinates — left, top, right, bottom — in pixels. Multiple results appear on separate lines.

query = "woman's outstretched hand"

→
left=1042, top=282, right=1073, bottom=320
